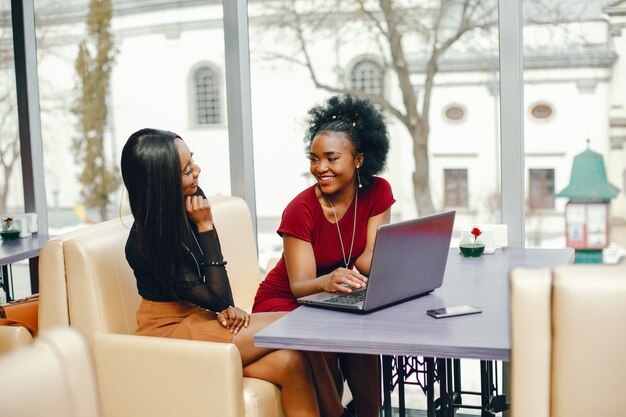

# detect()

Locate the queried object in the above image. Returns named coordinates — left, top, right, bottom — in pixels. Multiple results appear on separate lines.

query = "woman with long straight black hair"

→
left=121, top=128, right=349, bottom=417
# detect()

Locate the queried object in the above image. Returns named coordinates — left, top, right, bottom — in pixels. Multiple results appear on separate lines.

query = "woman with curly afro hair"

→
left=253, top=94, right=395, bottom=417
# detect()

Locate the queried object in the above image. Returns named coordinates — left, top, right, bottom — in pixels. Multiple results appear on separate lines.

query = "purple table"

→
left=255, top=247, right=574, bottom=416
left=0, top=234, right=51, bottom=300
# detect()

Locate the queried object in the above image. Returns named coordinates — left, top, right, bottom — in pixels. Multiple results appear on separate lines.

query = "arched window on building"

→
left=193, top=66, right=221, bottom=125
left=350, top=59, right=383, bottom=97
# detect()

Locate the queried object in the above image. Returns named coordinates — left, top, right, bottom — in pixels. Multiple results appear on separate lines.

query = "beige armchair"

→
left=0, top=327, right=101, bottom=417
left=38, top=195, right=284, bottom=417
left=0, top=326, right=33, bottom=354
left=510, top=264, right=626, bottom=417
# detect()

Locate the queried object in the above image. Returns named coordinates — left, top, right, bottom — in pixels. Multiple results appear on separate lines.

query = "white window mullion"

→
left=499, top=0, right=525, bottom=248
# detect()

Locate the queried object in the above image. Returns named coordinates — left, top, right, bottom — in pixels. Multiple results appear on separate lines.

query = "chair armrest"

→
left=93, top=332, right=245, bottom=417
left=0, top=326, right=33, bottom=354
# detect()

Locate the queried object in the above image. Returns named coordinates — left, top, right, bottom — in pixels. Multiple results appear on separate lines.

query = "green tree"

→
left=72, top=0, right=119, bottom=221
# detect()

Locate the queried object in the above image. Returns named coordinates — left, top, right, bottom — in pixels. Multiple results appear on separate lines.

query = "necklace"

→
left=325, top=186, right=358, bottom=269
left=181, top=229, right=205, bottom=278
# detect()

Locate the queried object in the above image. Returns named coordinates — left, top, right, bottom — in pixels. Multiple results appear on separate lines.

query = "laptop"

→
left=297, top=211, right=455, bottom=313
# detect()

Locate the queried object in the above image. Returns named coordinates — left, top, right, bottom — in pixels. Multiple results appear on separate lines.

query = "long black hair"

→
left=304, top=94, right=390, bottom=187
left=121, top=128, right=192, bottom=293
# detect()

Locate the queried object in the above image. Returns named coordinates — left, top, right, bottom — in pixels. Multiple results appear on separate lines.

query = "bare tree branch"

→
left=357, top=0, right=390, bottom=42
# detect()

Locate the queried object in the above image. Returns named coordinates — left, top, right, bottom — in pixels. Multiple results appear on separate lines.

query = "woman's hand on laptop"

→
left=321, top=268, right=368, bottom=293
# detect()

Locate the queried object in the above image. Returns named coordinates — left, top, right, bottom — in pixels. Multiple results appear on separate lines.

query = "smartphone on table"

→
left=427, top=305, right=482, bottom=319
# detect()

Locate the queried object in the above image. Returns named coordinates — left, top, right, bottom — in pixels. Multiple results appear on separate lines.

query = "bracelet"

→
left=202, top=260, right=227, bottom=267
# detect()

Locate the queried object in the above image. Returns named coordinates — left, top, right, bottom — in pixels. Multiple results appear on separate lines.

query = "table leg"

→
left=485, top=361, right=508, bottom=416
left=1, top=264, right=12, bottom=302
left=397, top=356, right=406, bottom=417
left=453, top=358, right=462, bottom=409
left=29, top=256, right=39, bottom=294
left=436, top=358, right=450, bottom=417
left=382, top=355, right=393, bottom=417
left=480, top=360, right=497, bottom=417
left=502, top=362, right=510, bottom=417
left=426, top=357, right=435, bottom=417
left=446, top=358, right=454, bottom=415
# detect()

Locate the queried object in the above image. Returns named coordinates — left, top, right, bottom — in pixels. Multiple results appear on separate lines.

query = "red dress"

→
left=253, top=177, right=395, bottom=312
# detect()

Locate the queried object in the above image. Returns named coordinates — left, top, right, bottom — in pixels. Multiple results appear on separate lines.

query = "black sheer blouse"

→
left=125, top=223, right=235, bottom=313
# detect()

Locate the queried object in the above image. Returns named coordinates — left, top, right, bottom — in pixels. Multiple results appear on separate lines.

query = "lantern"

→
left=556, top=143, right=619, bottom=263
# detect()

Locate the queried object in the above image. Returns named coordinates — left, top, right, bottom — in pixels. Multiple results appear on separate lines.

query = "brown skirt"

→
left=135, top=299, right=233, bottom=343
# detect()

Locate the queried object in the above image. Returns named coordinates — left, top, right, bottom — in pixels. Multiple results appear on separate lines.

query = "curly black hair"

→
left=304, top=94, right=390, bottom=187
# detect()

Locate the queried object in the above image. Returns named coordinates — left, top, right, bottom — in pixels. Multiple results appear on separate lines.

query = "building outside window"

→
left=194, top=66, right=221, bottom=125
left=528, top=168, right=555, bottom=210
left=444, top=169, right=468, bottom=208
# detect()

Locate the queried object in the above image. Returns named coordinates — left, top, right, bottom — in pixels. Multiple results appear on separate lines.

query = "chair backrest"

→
left=205, top=195, right=262, bottom=309
left=510, top=265, right=626, bottom=417
left=39, top=219, right=133, bottom=331
left=40, top=195, right=261, bottom=345
left=63, top=217, right=138, bottom=345
left=0, top=327, right=101, bottom=417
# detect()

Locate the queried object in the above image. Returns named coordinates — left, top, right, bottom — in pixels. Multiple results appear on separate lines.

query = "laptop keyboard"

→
left=323, top=289, right=366, bottom=305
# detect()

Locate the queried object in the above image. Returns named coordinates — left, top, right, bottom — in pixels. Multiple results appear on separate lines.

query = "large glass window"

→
left=34, top=1, right=229, bottom=233
left=248, top=0, right=501, bottom=267
left=0, top=1, right=25, bottom=217
left=523, top=0, right=625, bottom=255
left=1, top=1, right=32, bottom=301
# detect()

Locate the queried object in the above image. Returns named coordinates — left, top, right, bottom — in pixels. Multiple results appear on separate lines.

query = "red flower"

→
left=2, top=217, right=12, bottom=231
left=471, top=227, right=482, bottom=238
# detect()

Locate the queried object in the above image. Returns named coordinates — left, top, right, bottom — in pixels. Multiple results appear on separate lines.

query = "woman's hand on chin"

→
left=185, top=195, right=214, bottom=231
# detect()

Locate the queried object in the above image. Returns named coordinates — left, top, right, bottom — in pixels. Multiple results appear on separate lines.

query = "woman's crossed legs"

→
left=233, top=312, right=344, bottom=417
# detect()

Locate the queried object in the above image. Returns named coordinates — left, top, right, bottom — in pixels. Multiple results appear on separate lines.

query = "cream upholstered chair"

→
left=38, top=218, right=130, bottom=330
left=0, top=326, right=33, bottom=354
left=38, top=195, right=284, bottom=417
left=510, top=264, right=626, bottom=417
left=0, top=327, right=101, bottom=417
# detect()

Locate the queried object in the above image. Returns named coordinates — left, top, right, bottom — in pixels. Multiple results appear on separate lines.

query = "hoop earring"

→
left=356, top=167, right=362, bottom=189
